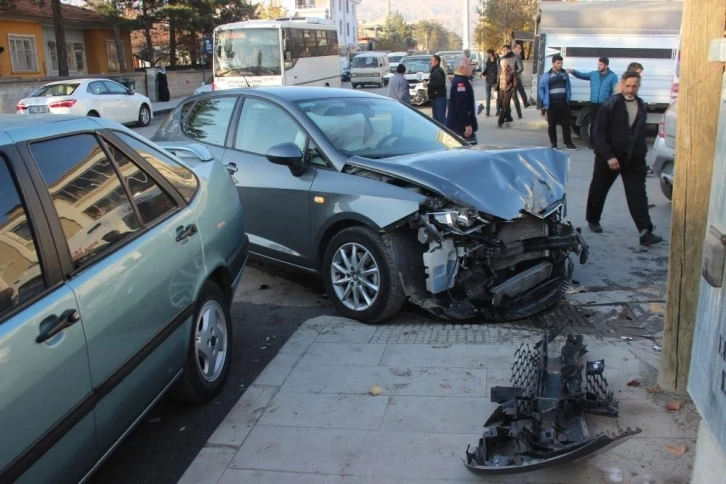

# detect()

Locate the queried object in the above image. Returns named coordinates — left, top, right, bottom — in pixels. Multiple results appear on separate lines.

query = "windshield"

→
left=401, top=58, right=430, bottom=73
left=31, top=83, right=79, bottom=97
left=352, top=56, right=378, bottom=68
left=297, top=98, right=465, bottom=159
left=389, top=55, right=404, bottom=63
left=214, top=28, right=281, bottom=76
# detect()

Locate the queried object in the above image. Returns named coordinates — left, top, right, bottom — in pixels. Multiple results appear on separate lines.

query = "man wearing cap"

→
left=567, top=57, right=619, bottom=149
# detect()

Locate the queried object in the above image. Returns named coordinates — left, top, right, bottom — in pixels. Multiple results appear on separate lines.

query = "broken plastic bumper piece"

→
left=464, top=323, right=641, bottom=475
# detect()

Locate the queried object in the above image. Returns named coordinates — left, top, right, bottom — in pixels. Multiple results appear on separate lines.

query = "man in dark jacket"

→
left=478, top=49, right=499, bottom=116
left=585, top=71, right=663, bottom=246
left=500, top=45, right=523, bottom=119
left=427, top=54, right=447, bottom=124
left=446, top=57, right=477, bottom=143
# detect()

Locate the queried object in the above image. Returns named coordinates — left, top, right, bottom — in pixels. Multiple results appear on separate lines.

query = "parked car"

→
left=153, top=87, right=588, bottom=324
left=399, top=55, right=449, bottom=106
left=0, top=114, right=248, bottom=483
left=195, top=75, right=214, bottom=95
left=16, top=79, right=153, bottom=127
left=350, top=52, right=390, bottom=88
left=652, top=98, right=678, bottom=200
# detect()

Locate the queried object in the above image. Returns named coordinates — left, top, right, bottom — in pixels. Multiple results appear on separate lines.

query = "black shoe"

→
left=506, top=117, right=513, bottom=123
left=551, top=143, right=558, bottom=149
left=566, top=143, right=578, bottom=151
left=646, top=165, right=654, bottom=176
left=477, top=104, right=485, bottom=115
left=588, top=222, right=603, bottom=233
left=640, top=230, right=663, bottom=246
left=497, top=123, right=503, bottom=128
left=518, top=114, right=523, bottom=119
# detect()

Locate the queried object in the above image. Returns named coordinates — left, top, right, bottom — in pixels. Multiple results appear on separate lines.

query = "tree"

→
left=379, top=12, right=416, bottom=51
left=44, top=0, right=69, bottom=76
left=474, top=0, right=537, bottom=50
left=86, top=0, right=133, bottom=72
left=134, top=0, right=164, bottom=66
left=257, top=4, right=288, bottom=20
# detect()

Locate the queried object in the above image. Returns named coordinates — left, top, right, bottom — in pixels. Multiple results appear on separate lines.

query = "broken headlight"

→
left=430, top=209, right=480, bottom=228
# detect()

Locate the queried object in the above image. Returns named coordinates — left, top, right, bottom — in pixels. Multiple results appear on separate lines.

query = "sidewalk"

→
left=152, top=97, right=186, bottom=116
left=179, top=315, right=699, bottom=484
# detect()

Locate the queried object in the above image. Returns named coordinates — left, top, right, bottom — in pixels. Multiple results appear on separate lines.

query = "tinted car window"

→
left=235, top=98, right=306, bottom=155
left=88, top=81, right=108, bottom=95
left=114, top=131, right=199, bottom=204
left=103, top=80, right=129, bottom=95
left=182, top=97, right=237, bottom=146
left=0, top=158, right=45, bottom=316
left=104, top=142, right=177, bottom=225
left=30, top=134, right=140, bottom=267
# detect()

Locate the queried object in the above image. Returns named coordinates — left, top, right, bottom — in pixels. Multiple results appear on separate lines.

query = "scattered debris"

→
left=627, top=380, right=641, bottom=387
left=666, top=401, right=683, bottom=411
left=653, top=345, right=662, bottom=352
left=369, top=384, right=384, bottom=396
left=621, top=336, right=634, bottom=341
left=666, top=444, right=687, bottom=455
left=266, top=337, right=270, bottom=342
left=572, top=279, right=580, bottom=285
left=148, top=417, right=161, bottom=424
left=259, top=284, right=270, bottom=290
left=441, top=382, right=452, bottom=389
left=622, top=356, right=629, bottom=361
left=646, top=385, right=662, bottom=394
left=180, top=426, right=186, bottom=432
left=464, top=323, right=641, bottom=475
left=260, top=346, right=268, bottom=350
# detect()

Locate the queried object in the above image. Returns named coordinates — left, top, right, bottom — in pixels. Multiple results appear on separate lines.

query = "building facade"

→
left=0, top=0, right=133, bottom=78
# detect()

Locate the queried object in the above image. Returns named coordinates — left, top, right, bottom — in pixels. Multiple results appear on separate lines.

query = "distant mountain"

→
left=358, top=0, right=480, bottom=38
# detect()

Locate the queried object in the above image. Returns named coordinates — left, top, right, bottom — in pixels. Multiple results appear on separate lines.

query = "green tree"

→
left=86, top=0, right=135, bottom=72
left=257, top=4, right=288, bottom=20
left=379, top=11, right=416, bottom=51
left=475, top=0, right=537, bottom=50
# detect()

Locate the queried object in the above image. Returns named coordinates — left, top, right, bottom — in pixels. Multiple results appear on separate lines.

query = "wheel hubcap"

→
left=331, top=242, right=380, bottom=311
left=194, top=301, right=227, bottom=382
left=141, top=108, right=150, bottom=124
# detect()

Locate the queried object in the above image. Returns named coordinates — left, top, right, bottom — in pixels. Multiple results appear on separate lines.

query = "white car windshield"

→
left=297, top=98, right=465, bottom=159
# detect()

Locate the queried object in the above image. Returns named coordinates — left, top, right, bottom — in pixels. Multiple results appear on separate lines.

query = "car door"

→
left=24, top=130, right=204, bottom=455
left=222, top=96, right=315, bottom=267
left=0, top=143, right=97, bottom=484
left=103, top=80, right=135, bottom=123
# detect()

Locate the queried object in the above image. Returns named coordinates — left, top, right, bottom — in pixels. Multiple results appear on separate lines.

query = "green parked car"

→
left=0, top=114, right=248, bottom=483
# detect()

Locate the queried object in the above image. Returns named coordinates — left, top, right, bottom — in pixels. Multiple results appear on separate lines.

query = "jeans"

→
left=547, top=103, right=573, bottom=146
left=431, top=96, right=447, bottom=124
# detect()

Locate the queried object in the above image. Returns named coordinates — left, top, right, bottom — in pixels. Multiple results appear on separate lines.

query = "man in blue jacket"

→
left=568, top=57, right=619, bottom=149
left=538, top=55, right=577, bottom=150
left=446, top=57, right=477, bottom=144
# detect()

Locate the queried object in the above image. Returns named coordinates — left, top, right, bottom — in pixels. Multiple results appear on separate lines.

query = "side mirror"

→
left=265, top=143, right=306, bottom=177
left=127, top=88, right=135, bottom=95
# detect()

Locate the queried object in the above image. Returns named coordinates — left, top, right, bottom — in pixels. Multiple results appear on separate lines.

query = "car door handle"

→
left=176, top=224, right=198, bottom=242
left=36, top=309, right=81, bottom=344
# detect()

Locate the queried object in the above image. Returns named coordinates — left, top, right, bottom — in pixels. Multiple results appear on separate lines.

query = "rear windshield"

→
left=352, top=56, right=379, bottom=68
left=30, top=83, right=80, bottom=97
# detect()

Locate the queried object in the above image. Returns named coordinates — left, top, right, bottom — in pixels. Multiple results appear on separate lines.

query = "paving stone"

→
left=380, top=396, right=498, bottom=434
left=207, top=384, right=279, bottom=448
left=177, top=446, right=237, bottom=484
left=299, top=343, right=386, bottom=367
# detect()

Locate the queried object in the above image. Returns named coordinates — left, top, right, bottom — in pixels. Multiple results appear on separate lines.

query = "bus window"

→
left=303, top=29, right=317, bottom=57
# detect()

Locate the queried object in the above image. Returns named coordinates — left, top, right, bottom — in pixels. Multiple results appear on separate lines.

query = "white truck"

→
left=530, top=0, right=682, bottom=145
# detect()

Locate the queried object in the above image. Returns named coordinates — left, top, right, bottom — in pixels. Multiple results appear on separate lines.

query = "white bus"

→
left=213, top=17, right=342, bottom=90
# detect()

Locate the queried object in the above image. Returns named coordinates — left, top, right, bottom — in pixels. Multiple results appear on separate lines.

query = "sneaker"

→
left=640, top=230, right=663, bottom=246
left=566, top=143, right=578, bottom=151
left=646, top=165, right=654, bottom=176
left=477, top=104, right=485, bottom=115
left=551, top=143, right=558, bottom=149
left=588, top=222, right=603, bottom=233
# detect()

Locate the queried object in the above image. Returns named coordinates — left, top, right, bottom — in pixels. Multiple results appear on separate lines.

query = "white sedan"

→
left=16, top=78, right=153, bottom=127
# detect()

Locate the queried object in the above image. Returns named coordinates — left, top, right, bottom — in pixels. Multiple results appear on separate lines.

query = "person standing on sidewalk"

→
left=585, top=71, right=663, bottom=246
left=427, top=55, right=448, bottom=124
left=446, top=57, right=477, bottom=143
left=500, top=45, right=523, bottom=119
left=538, top=55, right=577, bottom=150
left=388, top=64, right=411, bottom=104
left=496, top=58, right=516, bottom=128
left=567, top=57, right=618, bottom=149
left=512, top=43, right=531, bottom=109
left=479, top=49, right=500, bottom=117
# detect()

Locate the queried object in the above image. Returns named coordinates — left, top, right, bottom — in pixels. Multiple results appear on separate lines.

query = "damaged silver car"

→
left=153, top=87, right=588, bottom=323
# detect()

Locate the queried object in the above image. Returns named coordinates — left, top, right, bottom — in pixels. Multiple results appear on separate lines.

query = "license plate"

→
left=28, top=106, right=49, bottom=114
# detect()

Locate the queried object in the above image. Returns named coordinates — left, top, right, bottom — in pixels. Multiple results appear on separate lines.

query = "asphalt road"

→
left=90, top=80, right=658, bottom=483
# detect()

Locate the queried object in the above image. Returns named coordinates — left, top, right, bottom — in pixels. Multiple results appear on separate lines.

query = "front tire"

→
left=322, top=226, right=406, bottom=324
left=174, top=281, right=232, bottom=403
left=137, top=104, right=151, bottom=127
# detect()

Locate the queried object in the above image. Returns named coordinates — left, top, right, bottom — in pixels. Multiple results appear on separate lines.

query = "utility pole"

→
left=462, top=0, right=470, bottom=50
left=658, top=0, right=724, bottom=392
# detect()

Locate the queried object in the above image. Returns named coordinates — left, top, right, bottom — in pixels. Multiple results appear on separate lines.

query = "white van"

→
left=350, top=52, right=390, bottom=89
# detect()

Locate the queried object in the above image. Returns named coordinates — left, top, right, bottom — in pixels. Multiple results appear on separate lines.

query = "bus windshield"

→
left=214, top=28, right=281, bottom=77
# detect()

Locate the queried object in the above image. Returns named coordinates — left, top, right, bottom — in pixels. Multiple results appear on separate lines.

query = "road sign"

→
left=202, top=37, right=213, bottom=55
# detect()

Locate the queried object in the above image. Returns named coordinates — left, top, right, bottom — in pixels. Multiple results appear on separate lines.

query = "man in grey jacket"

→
left=388, top=64, right=410, bottom=104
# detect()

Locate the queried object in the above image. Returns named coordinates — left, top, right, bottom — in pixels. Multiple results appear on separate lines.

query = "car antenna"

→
left=241, top=74, right=251, bottom=88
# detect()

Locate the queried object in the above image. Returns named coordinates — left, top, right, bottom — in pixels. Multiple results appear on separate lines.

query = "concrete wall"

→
left=0, top=69, right=204, bottom=113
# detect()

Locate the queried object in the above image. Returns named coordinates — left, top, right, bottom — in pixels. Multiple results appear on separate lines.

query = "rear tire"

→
left=322, top=226, right=406, bottom=324
left=137, top=104, right=151, bottom=127
left=173, top=281, right=232, bottom=403
left=660, top=162, right=673, bottom=201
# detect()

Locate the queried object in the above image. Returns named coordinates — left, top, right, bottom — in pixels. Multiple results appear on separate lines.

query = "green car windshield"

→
left=297, top=98, right=465, bottom=159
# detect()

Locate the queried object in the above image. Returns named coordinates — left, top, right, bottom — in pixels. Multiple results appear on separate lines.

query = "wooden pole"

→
left=659, top=0, right=725, bottom=392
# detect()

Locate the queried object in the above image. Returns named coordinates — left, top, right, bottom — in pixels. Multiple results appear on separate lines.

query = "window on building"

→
left=339, top=20, right=343, bottom=35
left=347, top=22, right=350, bottom=37
left=346, top=0, right=349, bottom=13
left=339, top=0, right=342, bottom=10
left=48, top=42, right=84, bottom=72
left=8, top=35, right=39, bottom=73
left=106, top=40, right=124, bottom=72
left=73, top=43, right=85, bottom=71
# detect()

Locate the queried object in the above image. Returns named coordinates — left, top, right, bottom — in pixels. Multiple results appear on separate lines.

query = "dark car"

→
left=153, top=87, right=588, bottom=323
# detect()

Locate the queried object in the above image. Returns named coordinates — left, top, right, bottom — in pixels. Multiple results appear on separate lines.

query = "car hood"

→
left=346, top=146, right=569, bottom=220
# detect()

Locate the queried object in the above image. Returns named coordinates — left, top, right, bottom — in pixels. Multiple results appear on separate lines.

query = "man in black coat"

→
left=585, top=71, right=663, bottom=246
left=427, top=54, right=448, bottom=124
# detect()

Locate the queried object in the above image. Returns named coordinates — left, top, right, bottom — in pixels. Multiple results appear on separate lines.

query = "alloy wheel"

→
left=194, top=300, right=228, bottom=382
left=331, top=242, right=380, bottom=311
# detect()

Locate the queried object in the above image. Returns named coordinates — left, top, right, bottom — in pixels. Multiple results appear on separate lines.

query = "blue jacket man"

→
left=567, top=57, right=618, bottom=148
